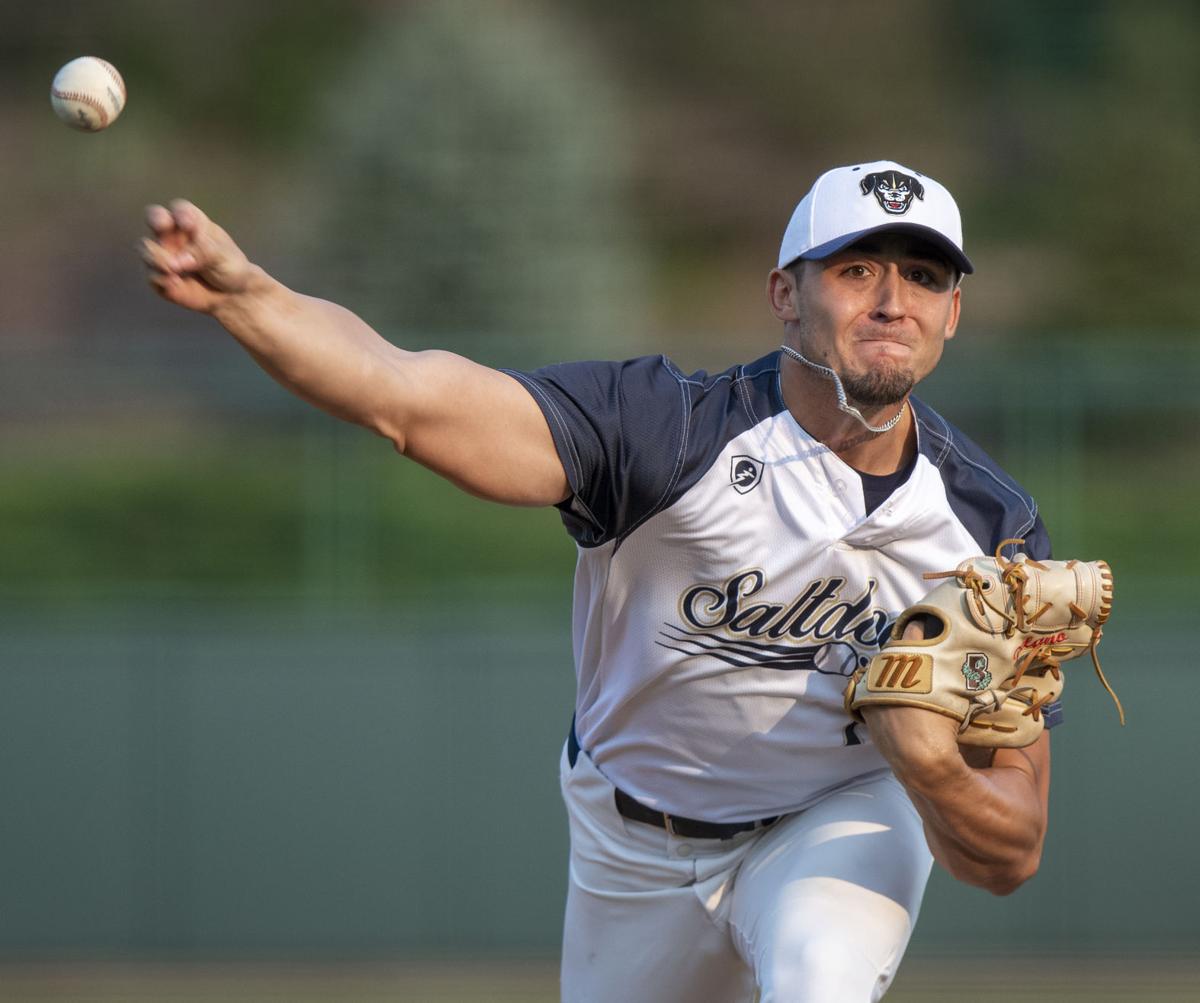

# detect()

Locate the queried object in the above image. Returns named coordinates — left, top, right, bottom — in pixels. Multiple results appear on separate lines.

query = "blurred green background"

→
left=1, top=0, right=1197, bottom=998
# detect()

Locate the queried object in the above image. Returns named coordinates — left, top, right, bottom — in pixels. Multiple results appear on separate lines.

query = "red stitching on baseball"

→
left=95, top=58, right=126, bottom=102
left=52, top=88, right=109, bottom=128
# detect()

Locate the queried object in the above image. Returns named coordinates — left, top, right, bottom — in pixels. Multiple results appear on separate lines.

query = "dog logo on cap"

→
left=861, top=170, right=924, bottom=215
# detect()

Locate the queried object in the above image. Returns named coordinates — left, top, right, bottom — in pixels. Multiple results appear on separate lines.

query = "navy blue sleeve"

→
left=504, top=356, right=690, bottom=547
left=1020, top=512, right=1053, bottom=562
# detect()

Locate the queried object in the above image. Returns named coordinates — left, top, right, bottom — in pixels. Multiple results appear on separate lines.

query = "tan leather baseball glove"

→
left=845, top=539, right=1123, bottom=748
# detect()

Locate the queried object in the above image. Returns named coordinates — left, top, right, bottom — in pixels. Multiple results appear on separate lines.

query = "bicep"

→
left=381, top=350, right=569, bottom=507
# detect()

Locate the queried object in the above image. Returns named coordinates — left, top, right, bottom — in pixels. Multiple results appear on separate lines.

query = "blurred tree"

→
left=291, top=1, right=647, bottom=366
left=571, top=0, right=1200, bottom=337
left=956, top=0, right=1200, bottom=330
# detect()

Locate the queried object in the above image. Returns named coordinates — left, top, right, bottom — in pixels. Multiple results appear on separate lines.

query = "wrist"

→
left=861, top=706, right=971, bottom=794
left=210, top=263, right=277, bottom=325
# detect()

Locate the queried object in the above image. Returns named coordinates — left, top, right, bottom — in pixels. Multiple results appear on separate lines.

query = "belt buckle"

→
left=662, top=812, right=678, bottom=837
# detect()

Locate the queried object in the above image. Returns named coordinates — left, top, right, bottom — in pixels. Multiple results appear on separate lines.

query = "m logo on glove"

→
left=867, top=653, right=933, bottom=693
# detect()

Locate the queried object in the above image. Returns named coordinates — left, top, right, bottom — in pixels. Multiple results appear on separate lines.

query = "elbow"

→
left=961, top=851, right=1042, bottom=897
left=934, top=836, right=1042, bottom=896
left=364, top=409, right=408, bottom=454
left=379, top=420, right=407, bottom=454
left=984, top=862, right=1039, bottom=897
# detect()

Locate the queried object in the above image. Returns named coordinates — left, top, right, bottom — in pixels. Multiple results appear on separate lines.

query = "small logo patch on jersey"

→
left=860, top=169, right=924, bottom=215
left=867, top=652, right=933, bottom=693
left=730, top=455, right=764, bottom=494
left=961, top=652, right=992, bottom=691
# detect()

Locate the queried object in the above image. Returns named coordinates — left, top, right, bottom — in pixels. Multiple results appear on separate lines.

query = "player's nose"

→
left=869, top=267, right=907, bottom=322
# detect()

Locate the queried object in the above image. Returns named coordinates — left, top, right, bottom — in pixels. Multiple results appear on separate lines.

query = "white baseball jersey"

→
left=508, top=351, right=1052, bottom=824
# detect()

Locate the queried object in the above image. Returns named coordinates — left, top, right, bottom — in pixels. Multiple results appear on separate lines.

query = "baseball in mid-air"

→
left=50, top=56, right=126, bottom=132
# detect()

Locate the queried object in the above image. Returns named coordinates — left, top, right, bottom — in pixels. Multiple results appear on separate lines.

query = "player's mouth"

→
left=855, top=338, right=913, bottom=363
left=856, top=333, right=912, bottom=348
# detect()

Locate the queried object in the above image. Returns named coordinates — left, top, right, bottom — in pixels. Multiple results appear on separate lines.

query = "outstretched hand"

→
left=139, top=200, right=255, bottom=314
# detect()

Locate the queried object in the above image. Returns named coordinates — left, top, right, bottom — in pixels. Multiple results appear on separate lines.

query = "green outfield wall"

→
left=0, top=592, right=1185, bottom=958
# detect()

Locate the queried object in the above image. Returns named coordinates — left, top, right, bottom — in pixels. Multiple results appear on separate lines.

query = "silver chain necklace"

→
left=778, top=343, right=908, bottom=435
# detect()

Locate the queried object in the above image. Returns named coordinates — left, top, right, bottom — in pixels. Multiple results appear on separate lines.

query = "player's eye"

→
left=907, top=265, right=949, bottom=288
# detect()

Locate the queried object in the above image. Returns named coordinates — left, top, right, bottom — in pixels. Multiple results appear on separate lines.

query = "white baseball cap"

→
left=778, top=160, right=974, bottom=275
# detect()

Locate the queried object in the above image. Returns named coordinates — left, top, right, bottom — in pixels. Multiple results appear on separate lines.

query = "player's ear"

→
left=767, top=267, right=801, bottom=322
left=943, top=284, right=962, bottom=341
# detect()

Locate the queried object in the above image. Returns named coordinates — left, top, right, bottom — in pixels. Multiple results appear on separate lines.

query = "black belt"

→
left=568, top=716, right=780, bottom=841
left=614, top=787, right=780, bottom=840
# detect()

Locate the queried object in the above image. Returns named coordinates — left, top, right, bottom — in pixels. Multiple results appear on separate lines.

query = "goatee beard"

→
left=792, top=316, right=914, bottom=407
left=840, top=367, right=914, bottom=407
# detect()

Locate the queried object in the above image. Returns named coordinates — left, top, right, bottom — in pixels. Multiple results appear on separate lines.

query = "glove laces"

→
left=924, top=537, right=1125, bottom=725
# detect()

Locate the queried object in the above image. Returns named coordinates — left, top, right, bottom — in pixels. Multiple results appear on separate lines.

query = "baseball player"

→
left=140, top=160, right=1053, bottom=1002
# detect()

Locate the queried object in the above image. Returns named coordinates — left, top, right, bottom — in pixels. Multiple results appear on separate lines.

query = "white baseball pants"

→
left=559, top=746, right=932, bottom=1003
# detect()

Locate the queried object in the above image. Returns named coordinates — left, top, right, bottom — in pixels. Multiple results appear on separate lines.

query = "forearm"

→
left=897, top=751, right=1047, bottom=894
left=862, top=705, right=1049, bottom=895
left=212, top=266, right=412, bottom=439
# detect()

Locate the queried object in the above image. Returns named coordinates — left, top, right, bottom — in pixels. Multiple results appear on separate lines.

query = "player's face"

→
left=781, top=234, right=961, bottom=405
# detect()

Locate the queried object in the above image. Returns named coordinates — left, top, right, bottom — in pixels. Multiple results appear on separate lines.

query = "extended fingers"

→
left=138, top=236, right=172, bottom=272
left=144, top=202, right=197, bottom=270
left=145, top=199, right=208, bottom=242
left=145, top=203, right=174, bottom=235
left=167, top=198, right=207, bottom=235
left=139, top=239, right=182, bottom=297
left=142, top=256, right=184, bottom=298
left=138, top=236, right=198, bottom=274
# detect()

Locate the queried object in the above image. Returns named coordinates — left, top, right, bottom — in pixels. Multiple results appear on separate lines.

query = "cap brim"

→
left=793, top=223, right=974, bottom=276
